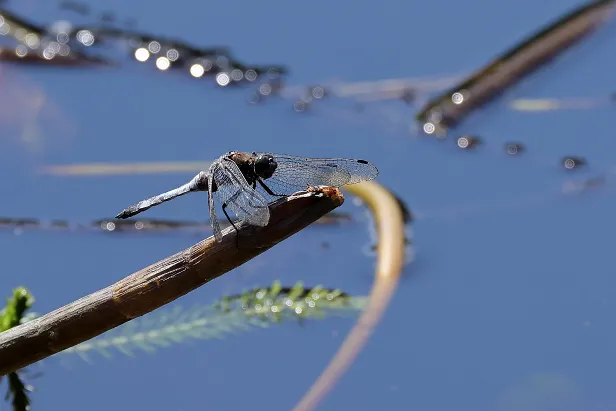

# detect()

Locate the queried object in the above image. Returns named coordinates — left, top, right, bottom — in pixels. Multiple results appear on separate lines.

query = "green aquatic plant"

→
left=0, top=287, right=37, bottom=411
left=0, top=288, right=36, bottom=331
left=61, top=281, right=366, bottom=360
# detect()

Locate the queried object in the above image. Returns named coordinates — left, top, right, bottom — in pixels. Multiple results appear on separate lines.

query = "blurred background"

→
left=0, top=0, right=615, bottom=410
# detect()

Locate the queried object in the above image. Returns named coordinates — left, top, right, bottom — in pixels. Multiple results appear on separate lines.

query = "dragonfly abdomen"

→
left=116, top=171, right=209, bottom=219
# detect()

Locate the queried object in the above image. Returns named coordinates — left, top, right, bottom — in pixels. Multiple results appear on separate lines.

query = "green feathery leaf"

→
left=0, top=287, right=35, bottom=332
left=61, top=281, right=366, bottom=360
left=1, top=287, right=36, bottom=411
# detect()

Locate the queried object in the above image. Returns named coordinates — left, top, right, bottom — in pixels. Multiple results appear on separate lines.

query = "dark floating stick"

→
left=0, top=46, right=109, bottom=66
left=0, top=9, right=112, bottom=66
left=0, top=211, right=352, bottom=235
left=562, top=156, right=587, bottom=170
left=0, top=8, right=287, bottom=81
left=505, top=143, right=525, bottom=156
left=0, top=8, right=46, bottom=36
left=416, top=0, right=616, bottom=136
left=456, top=135, right=482, bottom=150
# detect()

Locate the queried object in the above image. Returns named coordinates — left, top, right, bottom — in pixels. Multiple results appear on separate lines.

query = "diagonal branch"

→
left=0, top=187, right=343, bottom=376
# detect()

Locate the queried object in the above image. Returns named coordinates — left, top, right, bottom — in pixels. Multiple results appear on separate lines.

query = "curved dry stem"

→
left=292, top=180, right=406, bottom=411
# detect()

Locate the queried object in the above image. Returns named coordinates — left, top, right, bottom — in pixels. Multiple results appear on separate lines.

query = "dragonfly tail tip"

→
left=115, top=210, right=130, bottom=219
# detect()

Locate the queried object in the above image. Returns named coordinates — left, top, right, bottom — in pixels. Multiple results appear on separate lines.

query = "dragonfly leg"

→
left=247, top=182, right=260, bottom=207
left=258, top=179, right=286, bottom=197
left=221, top=202, right=241, bottom=248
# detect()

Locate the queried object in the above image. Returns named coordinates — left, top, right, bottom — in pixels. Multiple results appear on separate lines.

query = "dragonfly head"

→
left=254, top=153, right=277, bottom=179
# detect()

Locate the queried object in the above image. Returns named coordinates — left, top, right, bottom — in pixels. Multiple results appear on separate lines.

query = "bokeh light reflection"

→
left=15, top=44, right=27, bottom=57
left=423, top=122, right=435, bottom=134
left=42, top=48, right=56, bottom=60
left=166, top=48, right=179, bottom=61
left=215, top=72, right=230, bottom=87
left=134, top=47, right=149, bottom=62
left=230, top=69, right=243, bottom=81
left=56, top=32, right=69, bottom=44
left=147, top=41, right=161, bottom=53
left=59, top=44, right=70, bottom=56
left=189, top=63, right=205, bottom=78
left=25, top=33, right=40, bottom=48
left=14, top=28, right=26, bottom=41
left=244, top=69, right=258, bottom=81
left=76, top=30, right=94, bottom=46
left=155, top=56, right=171, bottom=71
left=259, top=83, right=272, bottom=96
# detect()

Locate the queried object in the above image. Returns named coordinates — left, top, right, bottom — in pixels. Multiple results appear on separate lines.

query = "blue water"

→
left=1, top=0, right=615, bottom=410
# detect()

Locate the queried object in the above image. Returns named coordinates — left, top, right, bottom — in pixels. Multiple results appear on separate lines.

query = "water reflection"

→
left=0, top=212, right=353, bottom=236
left=0, top=7, right=287, bottom=86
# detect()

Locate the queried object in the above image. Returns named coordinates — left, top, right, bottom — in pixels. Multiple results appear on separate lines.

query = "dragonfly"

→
left=115, top=151, right=379, bottom=243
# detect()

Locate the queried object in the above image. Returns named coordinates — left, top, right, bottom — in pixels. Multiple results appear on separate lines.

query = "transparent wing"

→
left=207, top=167, right=223, bottom=242
left=212, top=158, right=270, bottom=229
left=254, top=153, right=379, bottom=196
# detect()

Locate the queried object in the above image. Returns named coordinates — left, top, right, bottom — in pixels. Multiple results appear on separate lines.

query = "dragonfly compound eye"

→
left=254, top=154, right=277, bottom=179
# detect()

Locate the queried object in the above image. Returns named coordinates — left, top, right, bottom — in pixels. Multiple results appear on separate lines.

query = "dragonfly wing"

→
left=207, top=166, right=223, bottom=242
left=212, top=158, right=270, bottom=227
left=255, top=153, right=378, bottom=194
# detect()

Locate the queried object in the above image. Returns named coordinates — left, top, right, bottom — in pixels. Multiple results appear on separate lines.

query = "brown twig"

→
left=0, top=187, right=343, bottom=376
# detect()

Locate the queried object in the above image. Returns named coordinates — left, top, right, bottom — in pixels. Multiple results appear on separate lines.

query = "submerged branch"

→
left=416, top=0, right=615, bottom=134
left=0, top=187, right=343, bottom=376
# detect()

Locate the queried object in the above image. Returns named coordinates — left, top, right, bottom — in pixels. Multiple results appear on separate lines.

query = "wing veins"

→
left=212, top=158, right=270, bottom=227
